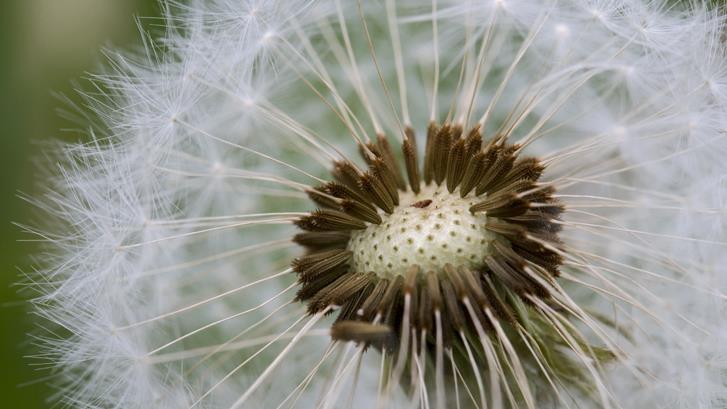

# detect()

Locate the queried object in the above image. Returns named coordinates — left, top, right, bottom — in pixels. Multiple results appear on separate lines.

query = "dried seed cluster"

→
left=292, top=122, right=563, bottom=348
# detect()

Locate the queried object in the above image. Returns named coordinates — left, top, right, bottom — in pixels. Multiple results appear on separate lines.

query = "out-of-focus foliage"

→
left=0, top=1, right=159, bottom=407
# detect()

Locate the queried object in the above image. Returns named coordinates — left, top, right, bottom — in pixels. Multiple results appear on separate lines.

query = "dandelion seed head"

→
left=24, top=0, right=727, bottom=408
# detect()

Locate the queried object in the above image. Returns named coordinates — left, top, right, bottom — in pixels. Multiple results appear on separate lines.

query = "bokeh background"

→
left=0, top=1, right=159, bottom=406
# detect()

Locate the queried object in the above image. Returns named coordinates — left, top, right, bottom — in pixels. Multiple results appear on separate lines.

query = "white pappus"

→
left=23, top=0, right=727, bottom=408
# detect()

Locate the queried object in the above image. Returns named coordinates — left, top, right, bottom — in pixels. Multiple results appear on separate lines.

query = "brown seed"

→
left=330, top=321, right=392, bottom=343
left=402, top=129, right=421, bottom=194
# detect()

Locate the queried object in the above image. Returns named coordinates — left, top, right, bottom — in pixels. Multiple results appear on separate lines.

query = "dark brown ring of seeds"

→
left=292, top=122, right=563, bottom=353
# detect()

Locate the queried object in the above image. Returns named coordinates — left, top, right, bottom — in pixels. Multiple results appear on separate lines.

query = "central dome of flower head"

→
left=348, top=184, right=496, bottom=278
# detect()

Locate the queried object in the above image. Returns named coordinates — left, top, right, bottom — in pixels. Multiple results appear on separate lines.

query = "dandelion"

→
left=24, top=0, right=727, bottom=408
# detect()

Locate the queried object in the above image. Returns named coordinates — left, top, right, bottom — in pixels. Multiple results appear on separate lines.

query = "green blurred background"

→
left=0, top=1, right=160, bottom=407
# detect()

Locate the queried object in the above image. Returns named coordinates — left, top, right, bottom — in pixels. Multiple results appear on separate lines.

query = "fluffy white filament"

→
left=25, top=0, right=727, bottom=408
